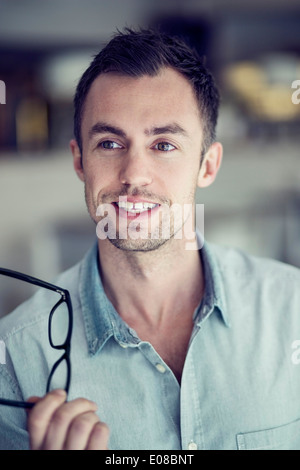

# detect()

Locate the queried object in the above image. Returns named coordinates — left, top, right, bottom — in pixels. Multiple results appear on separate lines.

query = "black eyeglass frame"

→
left=0, top=267, right=73, bottom=409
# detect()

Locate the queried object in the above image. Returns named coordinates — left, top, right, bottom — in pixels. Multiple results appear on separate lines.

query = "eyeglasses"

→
left=0, top=268, right=73, bottom=409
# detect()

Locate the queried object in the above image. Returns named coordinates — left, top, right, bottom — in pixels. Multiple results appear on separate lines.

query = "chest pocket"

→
left=237, top=419, right=300, bottom=450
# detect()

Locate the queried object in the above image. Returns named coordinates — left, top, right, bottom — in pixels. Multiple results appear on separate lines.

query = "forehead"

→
left=81, top=67, right=201, bottom=133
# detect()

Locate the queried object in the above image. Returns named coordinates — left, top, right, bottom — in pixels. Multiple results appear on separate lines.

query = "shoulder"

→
left=205, top=242, right=300, bottom=301
left=203, top=242, right=300, bottom=331
left=207, top=242, right=300, bottom=278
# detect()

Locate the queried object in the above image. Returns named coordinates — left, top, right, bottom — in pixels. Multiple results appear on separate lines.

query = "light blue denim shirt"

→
left=0, top=240, right=300, bottom=450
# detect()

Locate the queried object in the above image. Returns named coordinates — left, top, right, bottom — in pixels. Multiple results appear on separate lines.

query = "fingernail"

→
left=52, top=389, right=67, bottom=398
left=89, top=400, right=98, bottom=409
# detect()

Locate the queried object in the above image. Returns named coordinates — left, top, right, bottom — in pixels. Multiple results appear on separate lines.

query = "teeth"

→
left=117, top=201, right=157, bottom=213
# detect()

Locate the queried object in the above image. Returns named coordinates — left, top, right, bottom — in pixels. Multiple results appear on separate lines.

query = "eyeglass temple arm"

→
left=0, top=398, right=35, bottom=409
left=0, top=267, right=67, bottom=296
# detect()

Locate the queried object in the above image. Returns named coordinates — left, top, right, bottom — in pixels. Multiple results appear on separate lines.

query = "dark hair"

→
left=73, top=28, right=220, bottom=156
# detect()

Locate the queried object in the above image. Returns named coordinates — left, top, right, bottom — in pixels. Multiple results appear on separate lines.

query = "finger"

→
left=63, top=411, right=102, bottom=450
left=27, top=389, right=67, bottom=450
left=25, top=396, right=42, bottom=413
left=41, top=397, right=98, bottom=450
left=27, top=396, right=41, bottom=404
left=86, top=422, right=110, bottom=450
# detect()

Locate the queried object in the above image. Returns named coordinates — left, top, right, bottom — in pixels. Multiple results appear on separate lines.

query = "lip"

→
left=112, top=198, right=161, bottom=220
left=115, top=196, right=160, bottom=205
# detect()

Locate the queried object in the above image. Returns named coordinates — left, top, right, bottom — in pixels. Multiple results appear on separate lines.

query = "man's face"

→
left=72, top=67, right=218, bottom=251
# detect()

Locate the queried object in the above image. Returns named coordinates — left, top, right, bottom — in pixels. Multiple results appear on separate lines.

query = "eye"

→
left=98, top=140, right=123, bottom=150
left=153, top=142, right=176, bottom=152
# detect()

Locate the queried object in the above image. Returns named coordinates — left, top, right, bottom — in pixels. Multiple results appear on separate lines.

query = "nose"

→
left=119, top=149, right=152, bottom=187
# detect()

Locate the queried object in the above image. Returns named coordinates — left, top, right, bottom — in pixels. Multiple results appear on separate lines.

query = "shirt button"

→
left=119, top=342, right=128, bottom=348
left=155, top=363, right=166, bottom=373
left=188, top=441, right=198, bottom=450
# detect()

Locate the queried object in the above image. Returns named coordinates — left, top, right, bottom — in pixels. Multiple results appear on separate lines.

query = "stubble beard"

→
left=107, top=211, right=180, bottom=252
left=84, top=185, right=192, bottom=253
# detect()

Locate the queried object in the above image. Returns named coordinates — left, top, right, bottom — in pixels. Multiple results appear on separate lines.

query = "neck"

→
left=97, top=235, right=204, bottom=328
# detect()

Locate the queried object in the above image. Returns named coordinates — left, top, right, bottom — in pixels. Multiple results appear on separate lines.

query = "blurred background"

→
left=0, top=0, right=300, bottom=316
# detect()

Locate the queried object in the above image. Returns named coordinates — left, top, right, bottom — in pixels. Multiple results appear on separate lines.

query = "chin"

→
left=107, top=236, right=170, bottom=252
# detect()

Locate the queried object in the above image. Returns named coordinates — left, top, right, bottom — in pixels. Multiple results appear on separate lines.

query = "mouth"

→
left=116, top=200, right=158, bottom=213
left=112, top=199, right=160, bottom=219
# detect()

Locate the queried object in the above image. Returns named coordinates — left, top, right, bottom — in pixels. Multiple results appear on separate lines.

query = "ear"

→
left=70, top=139, right=84, bottom=182
left=197, top=142, right=223, bottom=188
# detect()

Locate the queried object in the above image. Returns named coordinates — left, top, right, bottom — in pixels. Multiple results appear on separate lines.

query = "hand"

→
left=26, top=389, right=109, bottom=450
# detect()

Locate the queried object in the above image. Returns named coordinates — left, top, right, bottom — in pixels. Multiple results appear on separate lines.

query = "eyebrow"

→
left=89, top=122, right=127, bottom=140
left=88, top=121, right=188, bottom=140
left=145, top=123, right=188, bottom=137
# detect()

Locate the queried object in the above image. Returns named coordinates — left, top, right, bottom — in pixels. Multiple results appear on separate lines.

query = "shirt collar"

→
left=79, top=242, right=141, bottom=356
left=198, top=240, right=230, bottom=328
left=79, top=238, right=229, bottom=356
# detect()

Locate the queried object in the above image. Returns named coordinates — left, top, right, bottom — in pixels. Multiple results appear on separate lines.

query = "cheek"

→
left=83, top=159, right=111, bottom=192
left=82, top=166, right=103, bottom=211
left=169, top=164, right=199, bottom=200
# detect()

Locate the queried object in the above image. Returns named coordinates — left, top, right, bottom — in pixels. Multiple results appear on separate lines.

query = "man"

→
left=1, top=28, right=300, bottom=451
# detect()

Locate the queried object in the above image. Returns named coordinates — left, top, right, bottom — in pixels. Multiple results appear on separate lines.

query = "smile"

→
left=115, top=201, right=159, bottom=214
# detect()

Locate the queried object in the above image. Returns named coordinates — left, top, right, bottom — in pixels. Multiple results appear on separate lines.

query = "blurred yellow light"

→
left=249, top=85, right=300, bottom=120
left=224, top=60, right=300, bottom=121
left=224, top=62, right=266, bottom=99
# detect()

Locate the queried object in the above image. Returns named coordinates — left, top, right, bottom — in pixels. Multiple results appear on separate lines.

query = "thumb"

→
left=25, top=396, right=42, bottom=412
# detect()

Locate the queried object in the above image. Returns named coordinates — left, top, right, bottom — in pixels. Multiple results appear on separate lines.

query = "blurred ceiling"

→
left=0, top=0, right=299, bottom=49
left=0, top=0, right=299, bottom=151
